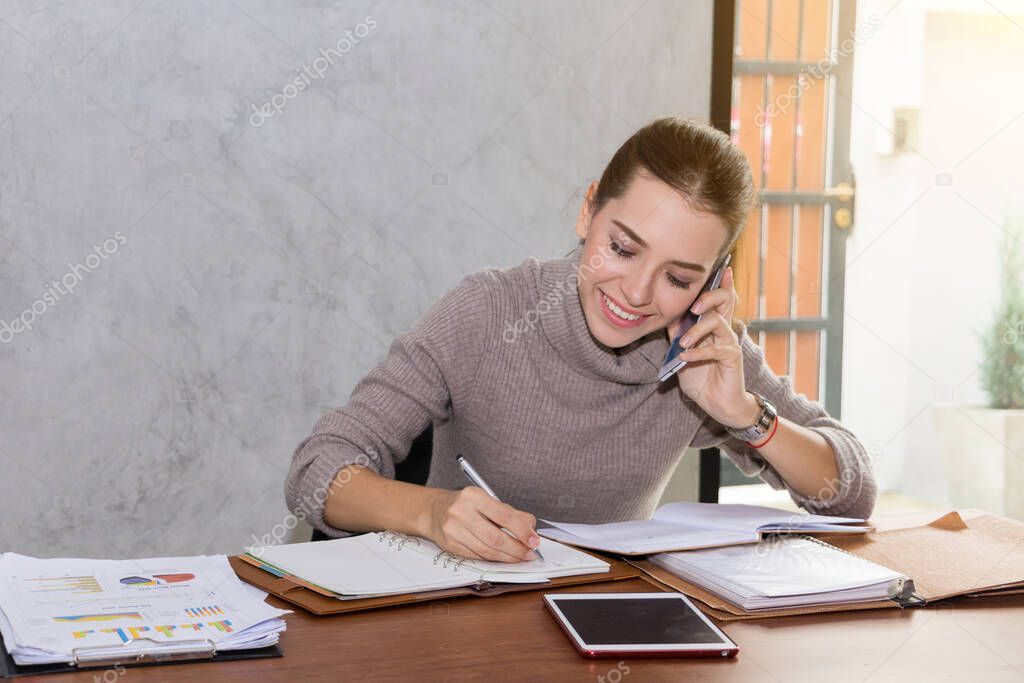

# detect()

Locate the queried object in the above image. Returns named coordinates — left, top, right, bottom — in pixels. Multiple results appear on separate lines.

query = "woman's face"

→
left=574, top=172, right=729, bottom=349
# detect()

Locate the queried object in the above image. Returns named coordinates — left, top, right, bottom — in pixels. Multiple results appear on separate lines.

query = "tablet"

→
left=543, top=593, right=739, bottom=658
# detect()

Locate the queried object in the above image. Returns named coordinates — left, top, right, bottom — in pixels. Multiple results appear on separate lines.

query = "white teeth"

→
left=602, top=293, right=641, bottom=321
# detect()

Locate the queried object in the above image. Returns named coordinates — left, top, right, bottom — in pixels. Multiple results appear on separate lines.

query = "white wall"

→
left=846, top=0, right=1024, bottom=502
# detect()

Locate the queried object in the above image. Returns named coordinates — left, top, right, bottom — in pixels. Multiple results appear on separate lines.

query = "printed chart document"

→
left=538, top=502, right=871, bottom=555
left=0, top=553, right=290, bottom=666
left=246, top=531, right=610, bottom=598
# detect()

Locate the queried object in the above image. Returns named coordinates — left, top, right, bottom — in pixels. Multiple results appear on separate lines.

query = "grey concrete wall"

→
left=0, top=0, right=713, bottom=558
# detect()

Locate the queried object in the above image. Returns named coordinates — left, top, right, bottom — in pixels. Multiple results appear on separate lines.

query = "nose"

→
left=619, top=269, right=654, bottom=310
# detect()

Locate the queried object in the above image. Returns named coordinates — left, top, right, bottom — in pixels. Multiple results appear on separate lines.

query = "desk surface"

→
left=18, top=511, right=1024, bottom=682
left=17, top=577, right=1024, bottom=682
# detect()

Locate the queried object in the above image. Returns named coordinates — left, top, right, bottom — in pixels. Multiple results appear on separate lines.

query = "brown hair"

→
left=576, top=116, right=757, bottom=264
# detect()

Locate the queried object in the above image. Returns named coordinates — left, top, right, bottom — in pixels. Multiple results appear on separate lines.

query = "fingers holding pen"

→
left=477, top=495, right=541, bottom=559
left=427, top=487, right=540, bottom=563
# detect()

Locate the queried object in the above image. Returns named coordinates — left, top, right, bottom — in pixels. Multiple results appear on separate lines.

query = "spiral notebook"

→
left=647, top=535, right=914, bottom=612
left=627, top=510, right=1024, bottom=621
left=245, top=531, right=610, bottom=598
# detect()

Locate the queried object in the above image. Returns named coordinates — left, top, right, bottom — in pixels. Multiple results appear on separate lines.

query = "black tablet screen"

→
left=555, top=597, right=727, bottom=645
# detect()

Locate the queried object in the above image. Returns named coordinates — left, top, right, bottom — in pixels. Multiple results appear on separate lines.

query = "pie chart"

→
left=119, top=573, right=195, bottom=587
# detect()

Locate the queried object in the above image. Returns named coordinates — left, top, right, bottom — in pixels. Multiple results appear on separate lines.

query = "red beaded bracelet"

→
left=747, top=415, right=779, bottom=449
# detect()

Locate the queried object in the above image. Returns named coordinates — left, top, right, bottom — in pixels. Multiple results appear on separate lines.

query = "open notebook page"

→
left=540, top=503, right=868, bottom=554
left=251, top=533, right=608, bottom=597
left=539, top=519, right=757, bottom=555
left=253, top=534, right=473, bottom=596
left=652, top=503, right=866, bottom=531
left=406, top=536, right=609, bottom=581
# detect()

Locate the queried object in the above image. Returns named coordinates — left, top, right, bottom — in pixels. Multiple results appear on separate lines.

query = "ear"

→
left=574, top=181, right=598, bottom=241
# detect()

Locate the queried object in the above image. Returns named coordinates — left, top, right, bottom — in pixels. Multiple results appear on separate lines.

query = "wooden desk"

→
left=19, top=576, right=1024, bottom=682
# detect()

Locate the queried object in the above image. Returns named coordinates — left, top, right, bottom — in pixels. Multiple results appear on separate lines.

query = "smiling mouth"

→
left=598, top=289, right=651, bottom=326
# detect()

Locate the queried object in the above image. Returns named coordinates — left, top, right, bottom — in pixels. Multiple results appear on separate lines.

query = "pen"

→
left=455, top=454, right=546, bottom=562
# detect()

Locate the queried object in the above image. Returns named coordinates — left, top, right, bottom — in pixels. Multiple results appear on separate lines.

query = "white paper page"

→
left=238, top=581, right=270, bottom=603
left=538, top=504, right=867, bottom=555
left=251, top=534, right=474, bottom=596
left=652, top=502, right=865, bottom=531
left=540, top=518, right=758, bottom=554
left=758, top=523, right=872, bottom=533
left=406, top=537, right=609, bottom=581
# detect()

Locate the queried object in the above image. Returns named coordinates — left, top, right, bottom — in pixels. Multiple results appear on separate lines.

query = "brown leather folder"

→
left=628, top=510, right=1024, bottom=621
left=228, top=551, right=642, bottom=616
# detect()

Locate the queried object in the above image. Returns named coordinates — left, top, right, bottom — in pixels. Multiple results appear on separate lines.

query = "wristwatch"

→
left=725, top=391, right=777, bottom=443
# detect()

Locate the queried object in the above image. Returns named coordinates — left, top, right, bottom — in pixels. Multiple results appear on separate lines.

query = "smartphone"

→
left=543, top=593, right=739, bottom=658
left=657, top=253, right=732, bottom=383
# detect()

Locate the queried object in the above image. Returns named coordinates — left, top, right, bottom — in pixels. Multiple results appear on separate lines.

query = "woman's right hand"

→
left=422, top=487, right=542, bottom=562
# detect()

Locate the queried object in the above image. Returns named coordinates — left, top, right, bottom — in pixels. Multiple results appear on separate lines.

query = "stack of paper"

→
left=0, top=553, right=290, bottom=666
left=539, top=502, right=871, bottom=555
left=648, top=535, right=913, bottom=611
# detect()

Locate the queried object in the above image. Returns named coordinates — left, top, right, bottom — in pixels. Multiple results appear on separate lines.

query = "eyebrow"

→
left=610, top=220, right=707, bottom=273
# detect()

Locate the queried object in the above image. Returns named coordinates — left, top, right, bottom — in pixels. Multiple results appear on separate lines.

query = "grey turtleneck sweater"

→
left=286, top=248, right=876, bottom=537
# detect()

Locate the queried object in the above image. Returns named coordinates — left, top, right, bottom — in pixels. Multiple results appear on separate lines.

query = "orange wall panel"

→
left=736, top=74, right=766, bottom=187
left=765, top=75, right=797, bottom=190
left=734, top=210, right=762, bottom=321
left=800, top=0, right=830, bottom=60
left=764, top=331, right=790, bottom=376
left=735, top=0, right=837, bottom=406
left=738, top=0, right=769, bottom=60
left=764, top=205, right=793, bottom=319
left=795, top=205, right=823, bottom=317
left=769, top=0, right=801, bottom=61
left=794, top=330, right=821, bottom=401
left=796, top=76, right=827, bottom=190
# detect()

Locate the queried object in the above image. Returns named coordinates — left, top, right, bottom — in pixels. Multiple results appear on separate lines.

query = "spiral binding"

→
left=791, top=534, right=917, bottom=604
left=431, top=549, right=467, bottom=571
left=377, top=529, right=465, bottom=572
left=377, top=530, right=422, bottom=551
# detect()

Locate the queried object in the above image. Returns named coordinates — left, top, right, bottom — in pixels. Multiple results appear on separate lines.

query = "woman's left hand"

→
left=667, top=266, right=757, bottom=429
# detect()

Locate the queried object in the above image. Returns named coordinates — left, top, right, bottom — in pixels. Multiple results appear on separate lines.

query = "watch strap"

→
left=726, top=392, right=777, bottom=443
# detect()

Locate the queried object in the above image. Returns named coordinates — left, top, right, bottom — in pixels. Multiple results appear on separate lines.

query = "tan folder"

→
left=629, top=510, right=1024, bottom=621
left=228, top=550, right=641, bottom=616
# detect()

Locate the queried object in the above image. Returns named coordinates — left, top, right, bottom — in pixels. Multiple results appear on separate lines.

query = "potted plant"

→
left=936, top=220, right=1024, bottom=519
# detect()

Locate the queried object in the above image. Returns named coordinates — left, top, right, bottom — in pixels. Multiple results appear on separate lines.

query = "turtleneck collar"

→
left=538, top=246, right=671, bottom=385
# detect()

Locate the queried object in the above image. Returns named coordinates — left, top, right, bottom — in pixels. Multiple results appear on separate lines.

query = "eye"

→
left=667, top=274, right=691, bottom=290
left=609, top=239, right=634, bottom=258
left=611, top=238, right=691, bottom=289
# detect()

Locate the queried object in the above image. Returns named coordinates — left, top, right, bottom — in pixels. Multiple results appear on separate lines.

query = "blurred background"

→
left=1, top=0, right=1021, bottom=558
left=713, top=0, right=1024, bottom=523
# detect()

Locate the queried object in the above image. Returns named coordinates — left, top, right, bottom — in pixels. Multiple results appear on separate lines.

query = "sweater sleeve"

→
left=285, top=271, right=494, bottom=537
left=689, top=319, right=877, bottom=519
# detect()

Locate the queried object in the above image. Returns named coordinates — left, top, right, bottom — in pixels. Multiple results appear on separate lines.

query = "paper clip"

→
left=71, top=637, right=216, bottom=668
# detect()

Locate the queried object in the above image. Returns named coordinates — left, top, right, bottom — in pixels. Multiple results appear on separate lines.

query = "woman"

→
left=285, top=117, right=876, bottom=563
